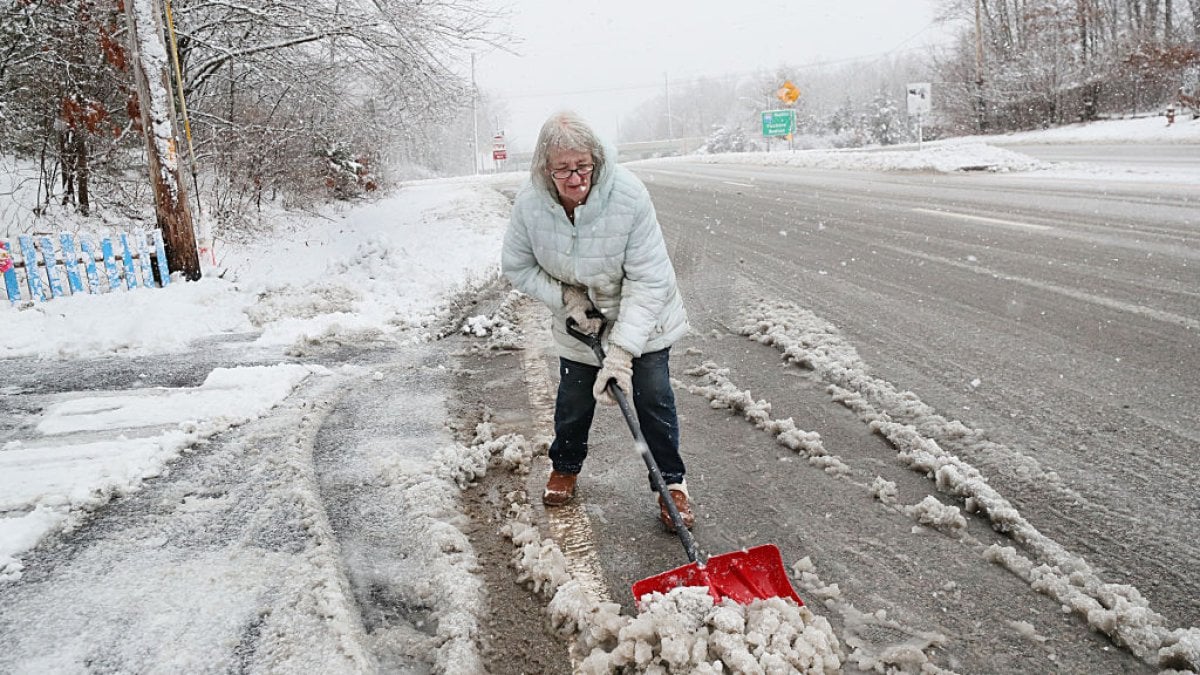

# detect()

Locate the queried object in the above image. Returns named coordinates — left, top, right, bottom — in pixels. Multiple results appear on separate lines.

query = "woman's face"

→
left=547, top=147, right=594, bottom=207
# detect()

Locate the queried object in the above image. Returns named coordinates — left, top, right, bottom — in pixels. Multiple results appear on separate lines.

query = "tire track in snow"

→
left=736, top=298, right=1199, bottom=671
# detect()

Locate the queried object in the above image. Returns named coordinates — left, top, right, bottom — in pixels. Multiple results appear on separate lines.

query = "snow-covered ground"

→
left=2, top=117, right=1198, bottom=673
left=668, top=115, right=1200, bottom=184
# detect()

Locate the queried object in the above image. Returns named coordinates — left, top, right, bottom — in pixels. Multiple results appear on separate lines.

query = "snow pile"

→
left=680, top=362, right=849, bottom=475
left=548, top=584, right=842, bottom=674
left=0, top=363, right=316, bottom=581
left=981, top=115, right=1200, bottom=144
left=672, top=142, right=1045, bottom=173
left=2, top=182, right=510, bottom=359
left=1, top=278, right=257, bottom=359
left=503, top=504, right=572, bottom=597
left=740, top=300, right=1199, bottom=671
left=458, top=289, right=526, bottom=352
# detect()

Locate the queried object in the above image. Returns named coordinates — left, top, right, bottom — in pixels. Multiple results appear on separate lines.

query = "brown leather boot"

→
left=543, top=470, right=578, bottom=506
left=658, top=484, right=695, bottom=532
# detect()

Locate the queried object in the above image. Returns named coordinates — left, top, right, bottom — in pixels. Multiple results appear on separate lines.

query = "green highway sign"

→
left=761, top=109, right=795, bottom=137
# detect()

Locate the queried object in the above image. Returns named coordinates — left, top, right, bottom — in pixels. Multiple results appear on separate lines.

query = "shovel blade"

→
left=632, top=544, right=803, bottom=606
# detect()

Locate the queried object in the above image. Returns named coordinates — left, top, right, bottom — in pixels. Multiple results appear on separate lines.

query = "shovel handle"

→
left=566, top=315, right=702, bottom=564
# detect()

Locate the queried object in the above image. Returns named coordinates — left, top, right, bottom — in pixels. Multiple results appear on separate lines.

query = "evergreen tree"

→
left=701, top=124, right=757, bottom=153
left=867, top=87, right=905, bottom=145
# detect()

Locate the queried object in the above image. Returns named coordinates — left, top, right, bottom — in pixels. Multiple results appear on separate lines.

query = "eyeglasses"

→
left=549, top=164, right=595, bottom=179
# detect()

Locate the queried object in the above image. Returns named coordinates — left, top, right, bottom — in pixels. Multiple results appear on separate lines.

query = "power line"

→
left=492, top=21, right=948, bottom=101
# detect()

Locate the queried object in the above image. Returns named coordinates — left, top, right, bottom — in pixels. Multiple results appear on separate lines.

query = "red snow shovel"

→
left=566, top=316, right=803, bottom=607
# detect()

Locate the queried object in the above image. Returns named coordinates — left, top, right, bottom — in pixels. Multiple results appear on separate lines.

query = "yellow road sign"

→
left=776, top=81, right=801, bottom=106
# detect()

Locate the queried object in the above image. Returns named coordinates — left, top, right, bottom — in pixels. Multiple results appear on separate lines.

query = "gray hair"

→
left=530, top=111, right=607, bottom=194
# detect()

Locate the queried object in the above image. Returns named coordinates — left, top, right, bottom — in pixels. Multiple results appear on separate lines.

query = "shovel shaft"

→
left=610, top=382, right=702, bottom=563
left=567, top=316, right=701, bottom=564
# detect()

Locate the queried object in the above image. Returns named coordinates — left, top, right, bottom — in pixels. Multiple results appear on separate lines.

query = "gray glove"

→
left=562, top=285, right=602, bottom=335
left=592, top=345, right=633, bottom=405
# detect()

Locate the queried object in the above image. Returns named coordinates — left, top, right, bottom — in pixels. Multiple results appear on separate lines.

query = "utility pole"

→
left=471, top=53, right=479, bottom=175
left=974, top=0, right=988, bottom=132
left=125, top=0, right=200, bottom=281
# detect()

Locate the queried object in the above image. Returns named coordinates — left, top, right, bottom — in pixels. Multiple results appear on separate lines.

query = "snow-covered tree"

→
left=1, top=0, right=507, bottom=233
left=932, top=0, right=1200, bottom=131
left=699, top=124, right=758, bottom=154
left=867, top=87, right=905, bottom=145
left=0, top=0, right=134, bottom=217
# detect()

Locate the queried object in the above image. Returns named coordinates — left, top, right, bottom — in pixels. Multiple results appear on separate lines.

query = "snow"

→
left=3, top=182, right=512, bottom=359
left=968, top=114, right=1200, bottom=144
left=661, top=116, right=1200, bottom=185
left=131, top=0, right=183, bottom=194
left=3, top=116, right=1199, bottom=672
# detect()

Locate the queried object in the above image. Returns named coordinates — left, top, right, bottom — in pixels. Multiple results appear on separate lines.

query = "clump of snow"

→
left=1159, top=628, right=1200, bottom=672
left=869, top=477, right=899, bottom=505
left=434, top=440, right=493, bottom=489
left=680, top=362, right=849, bottom=475
left=469, top=414, right=536, bottom=476
left=499, top=437, right=534, bottom=475
left=903, top=496, right=968, bottom=537
left=791, top=557, right=843, bottom=605
left=457, top=289, right=526, bottom=351
left=1009, top=619, right=1048, bottom=644
left=503, top=504, right=572, bottom=597
left=462, top=314, right=504, bottom=336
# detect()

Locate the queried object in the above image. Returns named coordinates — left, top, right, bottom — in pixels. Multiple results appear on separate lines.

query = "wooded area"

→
left=616, top=0, right=1199, bottom=147
left=935, top=0, right=1200, bottom=132
left=0, top=0, right=501, bottom=244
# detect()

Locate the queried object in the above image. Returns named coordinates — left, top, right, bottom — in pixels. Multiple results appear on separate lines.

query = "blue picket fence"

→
left=1, top=230, right=171, bottom=305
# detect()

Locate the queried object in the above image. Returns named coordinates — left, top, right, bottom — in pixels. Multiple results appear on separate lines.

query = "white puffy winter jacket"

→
left=502, top=161, right=689, bottom=366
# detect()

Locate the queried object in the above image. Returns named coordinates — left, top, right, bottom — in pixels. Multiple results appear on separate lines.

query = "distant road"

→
left=988, top=141, right=1200, bottom=171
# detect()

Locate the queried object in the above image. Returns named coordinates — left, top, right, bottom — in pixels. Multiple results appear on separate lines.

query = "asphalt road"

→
left=494, top=160, right=1196, bottom=672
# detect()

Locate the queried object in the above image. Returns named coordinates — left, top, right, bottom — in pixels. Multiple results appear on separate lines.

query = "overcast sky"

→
left=473, top=1, right=953, bottom=151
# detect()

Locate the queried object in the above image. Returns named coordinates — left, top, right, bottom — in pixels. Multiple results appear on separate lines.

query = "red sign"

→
left=492, top=132, right=506, bottom=161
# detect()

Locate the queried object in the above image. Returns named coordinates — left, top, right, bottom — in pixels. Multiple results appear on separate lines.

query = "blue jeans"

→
left=549, top=348, right=685, bottom=487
